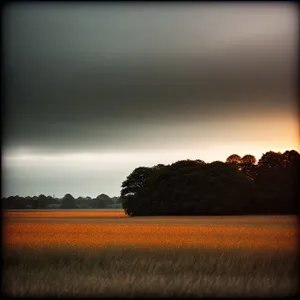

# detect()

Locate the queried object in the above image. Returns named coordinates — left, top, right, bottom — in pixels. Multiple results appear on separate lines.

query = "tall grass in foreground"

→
left=3, top=247, right=298, bottom=298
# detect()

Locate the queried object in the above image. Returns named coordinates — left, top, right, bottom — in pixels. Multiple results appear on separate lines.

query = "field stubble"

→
left=3, top=247, right=299, bottom=298
left=3, top=212, right=299, bottom=297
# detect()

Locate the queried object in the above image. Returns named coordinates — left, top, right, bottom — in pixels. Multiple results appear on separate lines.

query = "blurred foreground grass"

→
left=3, top=246, right=298, bottom=298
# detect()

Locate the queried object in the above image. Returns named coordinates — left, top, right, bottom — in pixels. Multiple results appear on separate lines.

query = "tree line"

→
left=2, top=193, right=121, bottom=209
left=120, top=150, right=299, bottom=216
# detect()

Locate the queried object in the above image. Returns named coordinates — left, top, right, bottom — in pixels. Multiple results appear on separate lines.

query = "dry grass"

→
left=3, top=246, right=299, bottom=298
left=3, top=213, right=299, bottom=297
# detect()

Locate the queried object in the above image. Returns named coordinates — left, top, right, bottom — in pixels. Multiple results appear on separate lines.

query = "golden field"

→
left=3, top=211, right=298, bottom=297
left=3, top=211, right=298, bottom=251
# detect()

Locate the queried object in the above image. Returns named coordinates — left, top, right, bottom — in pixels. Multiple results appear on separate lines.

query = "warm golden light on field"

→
left=4, top=212, right=297, bottom=252
left=4, top=222, right=297, bottom=251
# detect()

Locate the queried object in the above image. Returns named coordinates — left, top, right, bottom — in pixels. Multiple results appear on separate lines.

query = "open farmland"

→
left=3, top=210, right=299, bottom=297
left=4, top=210, right=298, bottom=250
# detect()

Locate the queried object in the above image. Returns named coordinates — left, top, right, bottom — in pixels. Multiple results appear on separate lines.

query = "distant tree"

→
left=257, top=151, right=284, bottom=169
left=195, top=159, right=206, bottom=164
left=240, top=154, right=257, bottom=179
left=2, top=197, right=10, bottom=209
left=254, top=150, right=299, bottom=214
left=153, top=164, right=166, bottom=170
left=61, top=193, right=76, bottom=209
left=75, top=197, right=90, bottom=208
left=226, top=154, right=241, bottom=166
left=96, top=194, right=110, bottom=200
left=210, top=160, right=224, bottom=165
left=241, top=155, right=256, bottom=165
left=96, top=194, right=114, bottom=208
left=90, top=198, right=98, bottom=208
left=111, top=196, right=120, bottom=203
left=116, top=197, right=122, bottom=204
left=6, top=196, right=14, bottom=208
left=283, top=150, right=300, bottom=167
left=24, top=196, right=33, bottom=208
left=10, top=195, right=27, bottom=209
left=171, top=159, right=204, bottom=168
left=37, top=194, right=47, bottom=209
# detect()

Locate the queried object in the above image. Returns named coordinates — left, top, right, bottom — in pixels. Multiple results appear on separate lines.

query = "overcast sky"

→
left=2, top=2, right=299, bottom=198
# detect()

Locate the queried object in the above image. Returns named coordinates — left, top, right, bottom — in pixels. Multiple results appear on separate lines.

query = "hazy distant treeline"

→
left=2, top=193, right=121, bottom=209
left=121, top=150, right=299, bottom=216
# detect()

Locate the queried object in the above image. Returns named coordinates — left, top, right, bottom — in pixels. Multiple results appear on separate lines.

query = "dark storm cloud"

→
left=3, top=3, right=297, bottom=153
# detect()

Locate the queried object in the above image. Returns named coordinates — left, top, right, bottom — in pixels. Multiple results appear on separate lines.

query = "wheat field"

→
left=3, top=211, right=299, bottom=297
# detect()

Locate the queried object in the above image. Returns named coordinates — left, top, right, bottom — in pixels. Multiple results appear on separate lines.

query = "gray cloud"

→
left=2, top=3, right=298, bottom=196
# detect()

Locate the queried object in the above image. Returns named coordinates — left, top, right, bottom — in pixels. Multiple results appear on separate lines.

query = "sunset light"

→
left=3, top=2, right=298, bottom=298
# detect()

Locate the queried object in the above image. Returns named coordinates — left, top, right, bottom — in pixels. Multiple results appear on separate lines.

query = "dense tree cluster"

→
left=2, top=193, right=120, bottom=209
left=121, top=150, right=299, bottom=216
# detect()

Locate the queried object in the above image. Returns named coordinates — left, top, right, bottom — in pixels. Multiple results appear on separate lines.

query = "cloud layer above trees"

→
left=3, top=3, right=298, bottom=197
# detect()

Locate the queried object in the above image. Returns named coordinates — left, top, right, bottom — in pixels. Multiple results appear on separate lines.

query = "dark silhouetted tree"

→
left=226, top=154, right=241, bottom=166
left=241, top=155, right=256, bottom=165
left=254, top=150, right=299, bottom=214
left=121, top=166, right=155, bottom=216
left=283, top=150, right=300, bottom=167
left=240, top=154, right=257, bottom=179
left=96, top=194, right=114, bottom=208
left=122, top=160, right=253, bottom=217
left=37, top=194, right=47, bottom=209
left=61, top=193, right=76, bottom=209
left=257, top=151, right=284, bottom=169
